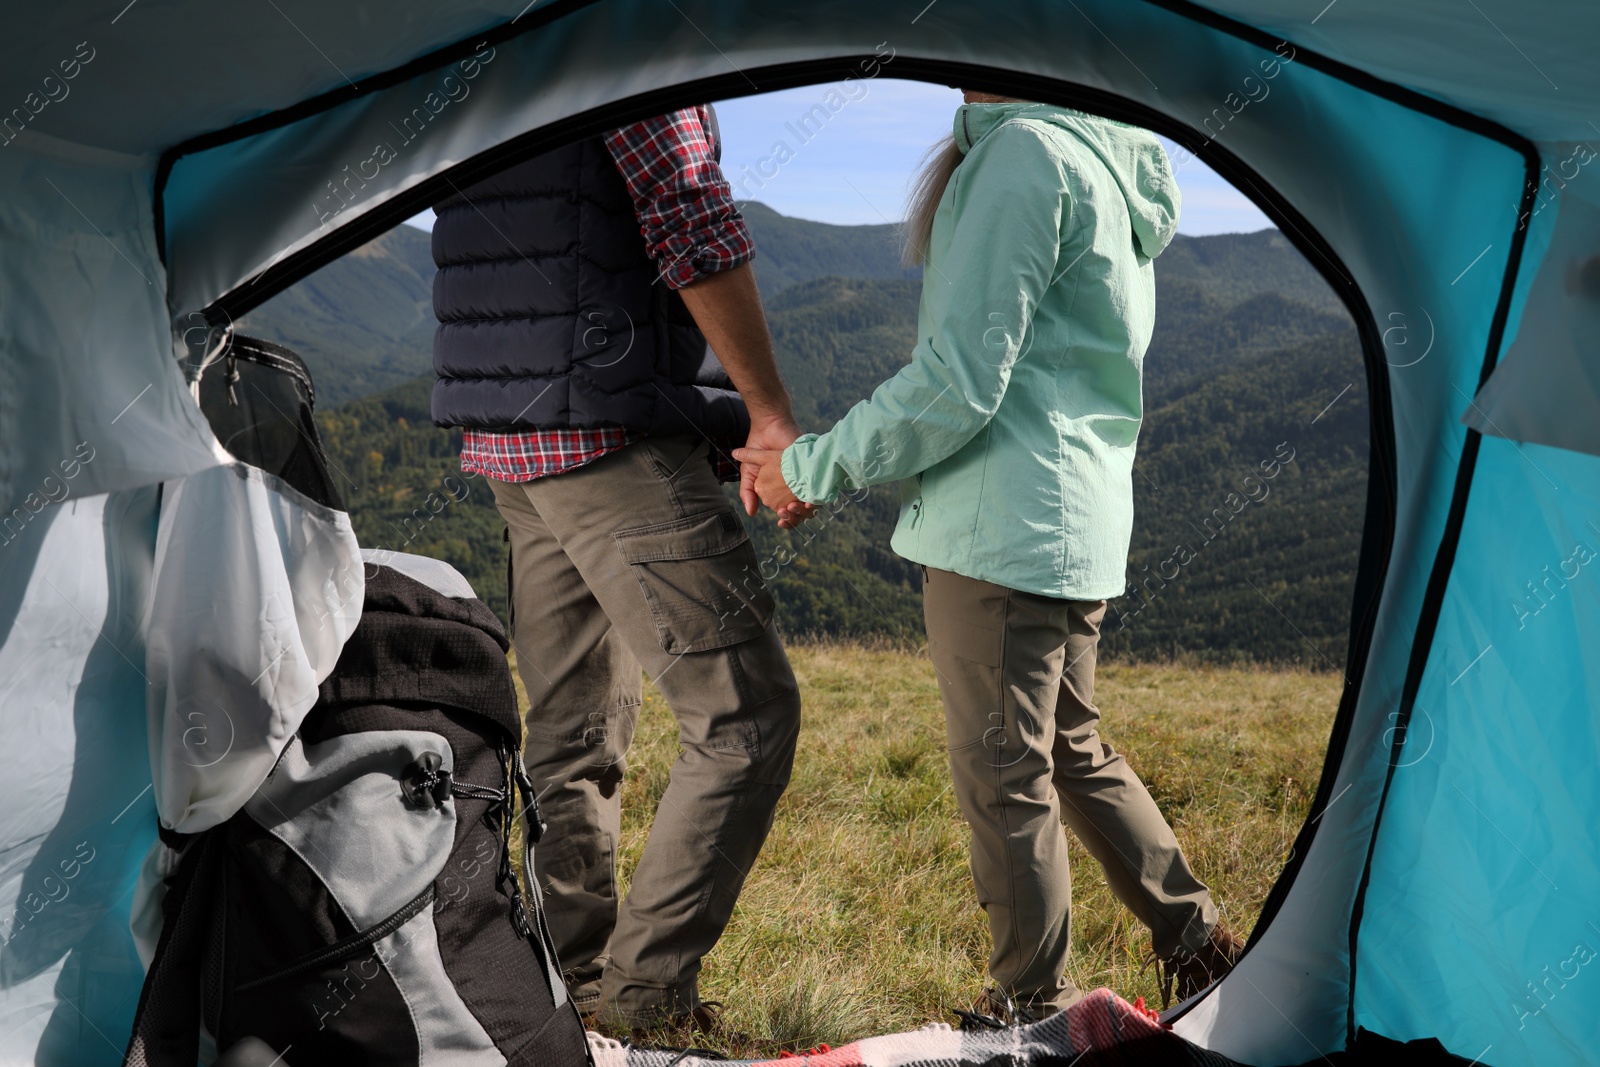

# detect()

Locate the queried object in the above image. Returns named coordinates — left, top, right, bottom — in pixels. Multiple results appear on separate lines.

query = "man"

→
left=430, top=106, right=802, bottom=1032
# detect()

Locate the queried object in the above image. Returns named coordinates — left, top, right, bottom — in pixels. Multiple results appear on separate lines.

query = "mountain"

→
left=242, top=201, right=919, bottom=408
left=244, top=203, right=1341, bottom=410
left=314, top=378, right=508, bottom=600
left=1143, top=289, right=1352, bottom=407
left=1154, top=229, right=1345, bottom=316
left=740, top=202, right=921, bottom=293
left=241, top=224, right=437, bottom=407
left=1114, top=329, right=1367, bottom=665
left=278, top=204, right=1366, bottom=666
left=765, top=276, right=921, bottom=427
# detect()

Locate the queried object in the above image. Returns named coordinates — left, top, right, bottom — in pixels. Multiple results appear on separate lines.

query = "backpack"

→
left=125, top=331, right=589, bottom=1065
left=125, top=554, right=590, bottom=1067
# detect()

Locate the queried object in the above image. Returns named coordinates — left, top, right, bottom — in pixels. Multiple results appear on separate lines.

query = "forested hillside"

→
left=243, top=225, right=438, bottom=406
left=294, top=207, right=1365, bottom=666
left=243, top=201, right=920, bottom=406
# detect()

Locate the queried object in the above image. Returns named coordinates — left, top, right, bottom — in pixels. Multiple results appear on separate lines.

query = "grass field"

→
left=515, top=642, right=1339, bottom=1055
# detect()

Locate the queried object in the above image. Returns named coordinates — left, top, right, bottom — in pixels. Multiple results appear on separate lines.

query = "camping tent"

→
left=1, top=1, right=1596, bottom=1063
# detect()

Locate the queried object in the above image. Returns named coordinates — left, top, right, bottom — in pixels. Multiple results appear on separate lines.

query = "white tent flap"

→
left=145, top=464, right=363, bottom=834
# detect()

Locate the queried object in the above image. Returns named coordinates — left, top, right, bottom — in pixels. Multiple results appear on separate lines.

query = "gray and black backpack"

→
left=124, top=333, right=588, bottom=1066
left=124, top=554, right=589, bottom=1067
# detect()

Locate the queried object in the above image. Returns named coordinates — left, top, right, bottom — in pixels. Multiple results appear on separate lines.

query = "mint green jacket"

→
left=780, top=102, right=1179, bottom=600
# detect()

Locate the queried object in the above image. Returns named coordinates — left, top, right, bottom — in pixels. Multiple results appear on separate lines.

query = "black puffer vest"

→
left=430, top=129, right=749, bottom=439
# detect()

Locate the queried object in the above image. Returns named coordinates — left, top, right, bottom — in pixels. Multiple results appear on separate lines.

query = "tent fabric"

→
left=1354, top=436, right=1600, bottom=1062
left=0, top=493, right=159, bottom=1065
left=0, top=6, right=518, bottom=154
left=0, top=138, right=220, bottom=518
left=145, top=462, right=363, bottom=834
left=0, top=2, right=1596, bottom=1065
left=1191, top=1, right=1600, bottom=143
left=1461, top=150, right=1600, bottom=457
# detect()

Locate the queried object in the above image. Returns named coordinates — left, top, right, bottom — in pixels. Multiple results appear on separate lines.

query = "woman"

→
left=736, top=91, right=1241, bottom=1018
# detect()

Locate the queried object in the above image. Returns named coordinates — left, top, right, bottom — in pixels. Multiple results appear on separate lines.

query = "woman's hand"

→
left=733, top=447, right=816, bottom=528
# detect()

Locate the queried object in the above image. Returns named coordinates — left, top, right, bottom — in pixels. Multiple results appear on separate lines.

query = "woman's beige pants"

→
left=922, top=566, right=1217, bottom=1010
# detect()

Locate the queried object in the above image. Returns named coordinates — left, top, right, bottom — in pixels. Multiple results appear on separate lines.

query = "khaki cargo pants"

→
left=922, top=566, right=1217, bottom=1011
left=489, top=435, right=801, bottom=1023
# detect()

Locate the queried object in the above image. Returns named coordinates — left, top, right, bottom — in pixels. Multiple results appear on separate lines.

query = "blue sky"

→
left=405, top=79, right=1269, bottom=234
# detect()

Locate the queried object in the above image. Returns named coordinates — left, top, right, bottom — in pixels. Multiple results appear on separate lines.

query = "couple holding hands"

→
left=429, top=88, right=1240, bottom=1035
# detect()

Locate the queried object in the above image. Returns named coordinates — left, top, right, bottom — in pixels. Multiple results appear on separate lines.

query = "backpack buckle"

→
left=400, top=752, right=453, bottom=808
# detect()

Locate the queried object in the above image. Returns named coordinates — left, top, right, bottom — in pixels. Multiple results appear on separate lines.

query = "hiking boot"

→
left=570, top=982, right=602, bottom=1033
left=1148, top=920, right=1246, bottom=1008
left=622, top=1001, right=748, bottom=1048
left=959, top=988, right=1059, bottom=1029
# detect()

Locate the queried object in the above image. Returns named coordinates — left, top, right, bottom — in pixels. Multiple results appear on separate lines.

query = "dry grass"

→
left=513, top=642, right=1336, bottom=1055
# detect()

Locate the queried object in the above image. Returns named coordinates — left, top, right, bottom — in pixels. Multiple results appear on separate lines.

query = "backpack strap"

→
left=497, top=744, right=566, bottom=1009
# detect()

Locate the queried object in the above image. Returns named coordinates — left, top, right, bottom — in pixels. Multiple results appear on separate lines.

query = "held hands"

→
left=733, top=447, right=814, bottom=528
left=737, top=413, right=801, bottom=518
left=735, top=414, right=817, bottom=529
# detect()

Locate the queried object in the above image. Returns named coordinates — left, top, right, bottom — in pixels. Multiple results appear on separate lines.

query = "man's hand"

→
left=739, top=414, right=803, bottom=517
left=732, top=446, right=814, bottom=528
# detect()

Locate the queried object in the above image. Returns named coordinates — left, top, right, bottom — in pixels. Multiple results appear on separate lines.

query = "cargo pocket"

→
left=613, top=507, right=773, bottom=655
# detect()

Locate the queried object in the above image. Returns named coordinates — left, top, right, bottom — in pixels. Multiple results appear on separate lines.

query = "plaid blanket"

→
left=590, top=989, right=1241, bottom=1067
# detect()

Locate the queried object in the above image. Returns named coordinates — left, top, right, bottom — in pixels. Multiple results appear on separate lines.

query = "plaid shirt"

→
left=461, top=106, right=750, bottom=483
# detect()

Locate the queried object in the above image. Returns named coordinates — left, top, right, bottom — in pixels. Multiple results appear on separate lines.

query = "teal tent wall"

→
left=1, top=2, right=1595, bottom=1064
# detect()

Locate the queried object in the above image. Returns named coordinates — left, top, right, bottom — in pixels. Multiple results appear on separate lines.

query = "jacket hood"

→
left=954, top=102, right=1181, bottom=258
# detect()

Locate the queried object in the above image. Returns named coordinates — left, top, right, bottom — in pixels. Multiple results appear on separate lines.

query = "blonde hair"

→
left=904, top=95, right=1031, bottom=266
left=902, top=136, right=963, bottom=267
